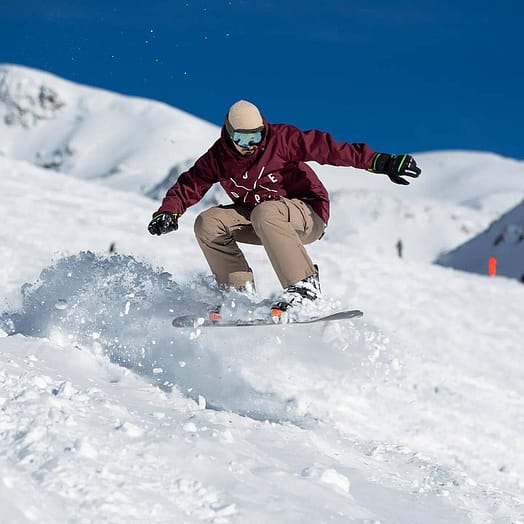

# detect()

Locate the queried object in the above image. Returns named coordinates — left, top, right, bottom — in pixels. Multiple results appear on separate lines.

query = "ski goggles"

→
left=232, top=129, right=263, bottom=148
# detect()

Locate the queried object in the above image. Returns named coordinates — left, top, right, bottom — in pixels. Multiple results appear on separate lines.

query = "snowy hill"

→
left=319, top=150, right=524, bottom=263
left=1, top=65, right=524, bottom=522
left=316, top=150, right=524, bottom=215
left=3, top=64, right=524, bottom=265
left=437, top=198, right=524, bottom=279
left=0, top=63, right=219, bottom=196
left=2, top=154, right=524, bottom=522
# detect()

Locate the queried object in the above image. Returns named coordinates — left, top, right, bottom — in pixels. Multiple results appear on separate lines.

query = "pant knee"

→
left=194, top=208, right=226, bottom=241
left=250, top=200, right=286, bottom=231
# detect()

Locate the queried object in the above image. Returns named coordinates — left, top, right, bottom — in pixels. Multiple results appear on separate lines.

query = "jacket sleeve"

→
left=154, top=150, right=219, bottom=216
left=284, top=125, right=377, bottom=170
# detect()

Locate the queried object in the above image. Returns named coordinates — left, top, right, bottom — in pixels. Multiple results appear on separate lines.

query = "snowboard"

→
left=172, top=309, right=363, bottom=328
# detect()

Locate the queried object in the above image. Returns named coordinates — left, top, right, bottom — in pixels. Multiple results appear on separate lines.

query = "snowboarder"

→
left=148, top=100, right=421, bottom=317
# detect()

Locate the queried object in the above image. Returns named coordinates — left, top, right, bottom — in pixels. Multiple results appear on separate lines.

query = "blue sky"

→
left=2, top=1, right=523, bottom=159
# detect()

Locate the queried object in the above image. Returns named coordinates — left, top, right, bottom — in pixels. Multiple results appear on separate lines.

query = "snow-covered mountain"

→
left=0, top=64, right=219, bottom=197
left=1, top=65, right=524, bottom=523
left=2, top=152, right=524, bottom=523
left=437, top=198, right=524, bottom=279
left=3, top=64, right=524, bottom=265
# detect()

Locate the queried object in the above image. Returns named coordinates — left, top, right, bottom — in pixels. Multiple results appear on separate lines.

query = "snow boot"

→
left=271, top=265, right=321, bottom=318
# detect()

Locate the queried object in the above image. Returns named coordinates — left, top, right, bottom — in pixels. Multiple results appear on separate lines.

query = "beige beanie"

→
left=226, top=100, right=264, bottom=132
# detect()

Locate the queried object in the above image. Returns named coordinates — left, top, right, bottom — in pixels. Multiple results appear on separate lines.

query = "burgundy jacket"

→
left=155, top=120, right=377, bottom=224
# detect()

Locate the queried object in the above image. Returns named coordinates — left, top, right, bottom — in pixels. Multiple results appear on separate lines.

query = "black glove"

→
left=148, top=213, right=180, bottom=236
left=369, top=153, right=421, bottom=185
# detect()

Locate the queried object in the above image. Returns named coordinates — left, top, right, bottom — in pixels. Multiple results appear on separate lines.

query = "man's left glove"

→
left=148, top=213, right=180, bottom=236
left=369, top=153, right=421, bottom=185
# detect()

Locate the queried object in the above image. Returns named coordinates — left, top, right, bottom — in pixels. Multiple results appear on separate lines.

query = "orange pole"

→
left=488, top=256, right=497, bottom=277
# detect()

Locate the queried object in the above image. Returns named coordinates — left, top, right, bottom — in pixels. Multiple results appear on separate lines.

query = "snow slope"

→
left=1, top=154, right=523, bottom=523
left=437, top=198, right=524, bottom=279
left=1, top=65, right=524, bottom=522
left=3, top=64, right=524, bottom=266
left=320, top=151, right=524, bottom=263
left=0, top=64, right=220, bottom=196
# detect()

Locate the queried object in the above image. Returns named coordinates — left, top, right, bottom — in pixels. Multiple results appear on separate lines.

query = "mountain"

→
left=1, top=65, right=524, bottom=523
left=3, top=64, right=524, bottom=266
left=2, top=153, right=524, bottom=523
left=0, top=63, right=219, bottom=197
left=437, top=198, right=524, bottom=279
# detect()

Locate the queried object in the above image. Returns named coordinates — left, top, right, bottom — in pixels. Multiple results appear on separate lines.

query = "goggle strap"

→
left=233, top=126, right=265, bottom=134
left=224, top=116, right=235, bottom=139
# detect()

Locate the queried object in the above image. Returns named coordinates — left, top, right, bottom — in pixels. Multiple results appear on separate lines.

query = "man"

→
left=148, top=100, right=421, bottom=318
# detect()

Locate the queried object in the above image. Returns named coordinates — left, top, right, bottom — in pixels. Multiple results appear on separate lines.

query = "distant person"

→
left=396, top=239, right=403, bottom=258
left=493, top=233, right=504, bottom=246
left=109, top=242, right=116, bottom=253
left=148, top=100, right=421, bottom=318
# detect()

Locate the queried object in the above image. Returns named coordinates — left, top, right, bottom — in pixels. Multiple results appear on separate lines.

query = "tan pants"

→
left=194, top=198, right=326, bottom=289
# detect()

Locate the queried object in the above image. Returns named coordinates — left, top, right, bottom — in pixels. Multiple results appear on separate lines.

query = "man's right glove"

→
left=369, top=153, right=421, bottom=185
left=148, top=213, right=180, bottom=236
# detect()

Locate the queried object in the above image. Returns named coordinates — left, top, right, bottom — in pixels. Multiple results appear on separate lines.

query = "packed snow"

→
left=1, top=65, right=523, bottom=523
